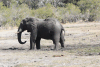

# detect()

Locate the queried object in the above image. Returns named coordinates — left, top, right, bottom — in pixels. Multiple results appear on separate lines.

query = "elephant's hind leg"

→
left=36, top=37, right=41, bottom=49
left=52, top=34, right=60, bottom=50
left=60, top=33, right=64, bottom=48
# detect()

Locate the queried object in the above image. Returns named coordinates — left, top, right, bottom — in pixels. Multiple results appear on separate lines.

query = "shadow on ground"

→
left=2, top=47, right=25, bottom=50
left=1, top=44, right=100, bottom=56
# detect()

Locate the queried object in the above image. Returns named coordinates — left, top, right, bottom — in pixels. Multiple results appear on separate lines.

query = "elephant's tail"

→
left=61, top=25, right=65, bottom=36
left=62, top=28, right=65, bottom=36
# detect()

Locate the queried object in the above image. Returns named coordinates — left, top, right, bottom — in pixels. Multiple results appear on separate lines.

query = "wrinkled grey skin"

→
left=17, top=17, right=65, bottom=50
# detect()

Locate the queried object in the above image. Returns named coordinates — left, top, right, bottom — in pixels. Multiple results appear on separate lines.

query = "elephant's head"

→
left=17, top=17, right=38, bottom=44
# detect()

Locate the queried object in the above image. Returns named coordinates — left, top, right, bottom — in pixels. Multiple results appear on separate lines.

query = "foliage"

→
left=62, top=0, right=80, bottom=5
left=32, top=3, right=54, bottom=19
left=78, top=0, right=100, bottom=21
left=58, top=3, right=81, bottom=22
left=66, top=3, right=81, bottom=15
left=0, top=0, right=100, bottom=28
left=0, top=2, right=32, bottom=27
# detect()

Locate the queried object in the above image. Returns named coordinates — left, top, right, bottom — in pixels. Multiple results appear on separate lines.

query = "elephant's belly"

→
left=42, top=34, right=52, bottom=39
left=38, top=27, right=54, bottom=39
left=41, top=35, right=52, bottom=39
left=38, top=32, right=53, bottom=39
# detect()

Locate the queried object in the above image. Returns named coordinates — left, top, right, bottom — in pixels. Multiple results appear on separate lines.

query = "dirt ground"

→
left=1, top=22, right=100, bottom=67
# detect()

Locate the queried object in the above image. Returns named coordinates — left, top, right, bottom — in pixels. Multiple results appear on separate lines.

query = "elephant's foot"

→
left=37, top=48, right=40, bottom=50
left=51, top=47, right=59, bottom=51
left=61, top=47, right=64, bottom=49
left=51, top=48, right=57, bottom=50
left=51, top=46, right=64, bottom=50
left=61, top=45, right=64, bottom=48
left=29, top=45, right=35, bottom=50
left=36, top=47, right=41, bottom=50
left=36, top=44, right=40, bottom=49
left=61, top=44, right=64, bottom=48
left=29, top=48, right=34, bottom=50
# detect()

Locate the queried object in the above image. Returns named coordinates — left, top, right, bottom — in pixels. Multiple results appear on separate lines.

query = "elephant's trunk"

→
left=17, top=28, right=26, bottom=44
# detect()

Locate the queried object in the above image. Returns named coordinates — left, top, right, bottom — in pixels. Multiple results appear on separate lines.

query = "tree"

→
left=2, top=0, right=11, bottom=7
left=78, top=0, right=100, bottom=21
left=62, top=0, right=80, bottom=5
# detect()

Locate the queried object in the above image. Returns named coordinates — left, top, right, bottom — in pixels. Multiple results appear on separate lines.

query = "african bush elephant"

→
left=17, top=17, right=65, bottom=50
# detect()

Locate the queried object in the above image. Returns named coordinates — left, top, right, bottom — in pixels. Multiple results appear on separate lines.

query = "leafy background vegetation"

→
left=0, top=0, right=100, bottom=27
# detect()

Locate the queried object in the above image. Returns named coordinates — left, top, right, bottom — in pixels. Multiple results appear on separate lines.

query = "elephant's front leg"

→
left=30, top=36, right=35, bottom=50
left=30, top=31, right=37, bottom=50
left=36, top=37, right=41, bottom=49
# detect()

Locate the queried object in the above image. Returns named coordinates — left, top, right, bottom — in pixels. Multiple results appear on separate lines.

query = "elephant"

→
left=17, top=17, right=65, bottom=50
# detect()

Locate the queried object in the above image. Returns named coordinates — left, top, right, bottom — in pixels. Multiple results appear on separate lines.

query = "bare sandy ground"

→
left=0, top=22, right=100, bottom=67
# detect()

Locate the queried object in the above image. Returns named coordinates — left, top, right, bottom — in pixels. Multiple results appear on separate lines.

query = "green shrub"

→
left=32, top=3, right=54, bottom=19
left=0, top=2, right=32, bottom=27
left=78, top=0, right=100, bottom=21
left=13, top=4, right=33, bottom=26
left=1, top=0, right=100, bottom=28
left=57, top=3, right=81, bottom=22
left=66, top=3, right=81, bottom=15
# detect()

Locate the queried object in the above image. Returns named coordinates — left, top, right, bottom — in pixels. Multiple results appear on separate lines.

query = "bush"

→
left=1, top=0, right=100, bottom=28
left=58, top=3, right=81, bottom=23
left=78, top=0, right=100, bottom=21
left=32, top=3, right=54, bottom=19
left=0, top=2, right=32, bottom=27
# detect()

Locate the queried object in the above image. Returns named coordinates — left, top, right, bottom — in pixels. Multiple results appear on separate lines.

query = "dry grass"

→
left=1, top=22, right=100, bottom=67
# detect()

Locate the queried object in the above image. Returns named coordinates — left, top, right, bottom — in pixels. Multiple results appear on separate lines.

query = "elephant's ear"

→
left=26, top=23, right=32, bottom=32
left=27, top=21, right=37, bottom=32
